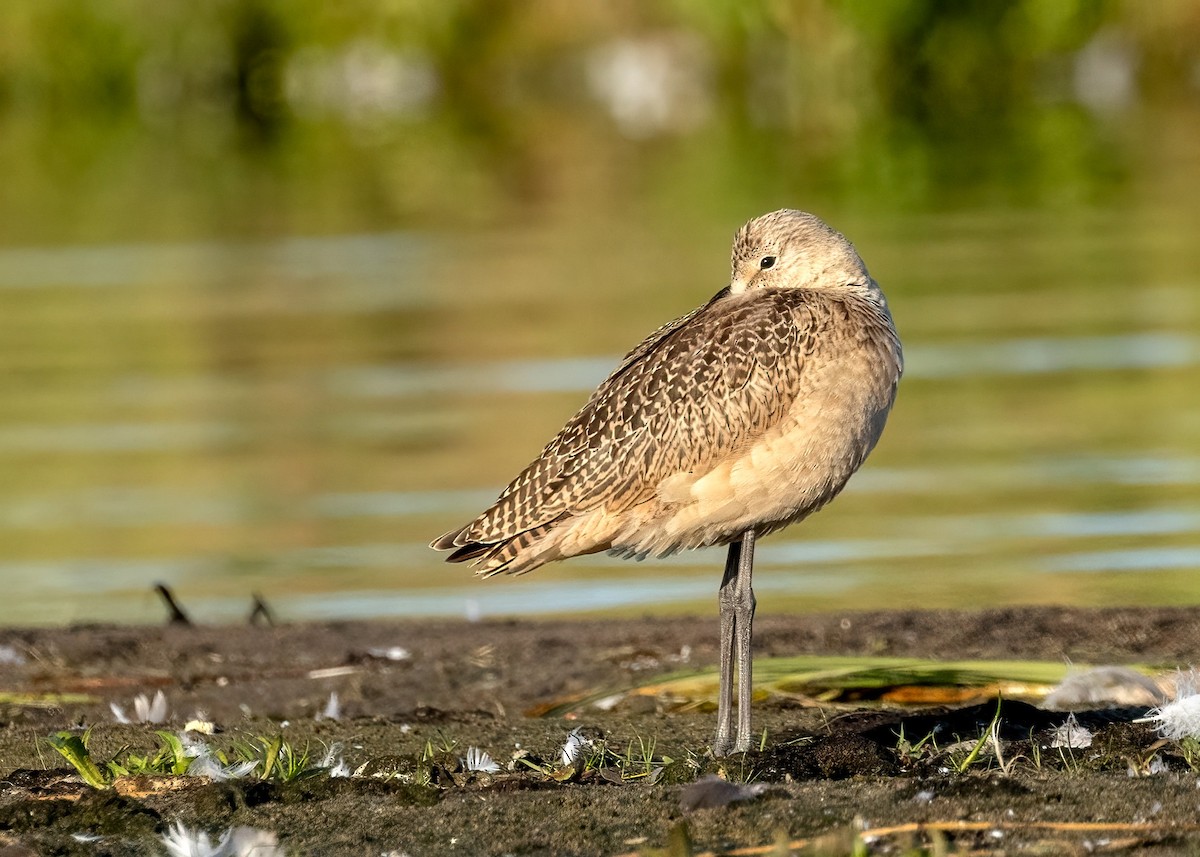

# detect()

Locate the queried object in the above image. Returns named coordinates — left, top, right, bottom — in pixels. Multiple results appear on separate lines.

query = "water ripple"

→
left=267, top=571, right=863, bottom=621
left=1042, top=546, right=1200, bottom=573
left=0, top=233, right=429, bottom=308
left=330, top=332, right=1200, bottom=401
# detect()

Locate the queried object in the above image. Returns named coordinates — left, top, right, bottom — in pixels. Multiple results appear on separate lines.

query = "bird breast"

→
left=609, top=295, right=901, bottom=557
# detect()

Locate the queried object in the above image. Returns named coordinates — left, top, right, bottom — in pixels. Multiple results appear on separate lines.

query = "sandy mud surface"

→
left=2, top=606, right=1200, bottom=855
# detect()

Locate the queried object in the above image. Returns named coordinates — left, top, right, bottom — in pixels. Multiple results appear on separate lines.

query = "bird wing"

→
left=445, top=288, right=820, bottom=547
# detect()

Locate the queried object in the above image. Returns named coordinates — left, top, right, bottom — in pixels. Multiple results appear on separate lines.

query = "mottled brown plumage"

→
left=432, top=209, right=902, bottom=754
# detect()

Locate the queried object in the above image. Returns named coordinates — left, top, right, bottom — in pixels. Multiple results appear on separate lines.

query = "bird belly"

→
left=610, top=388, right=888, bottom=557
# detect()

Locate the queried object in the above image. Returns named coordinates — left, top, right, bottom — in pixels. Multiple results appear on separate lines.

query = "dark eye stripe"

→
left=759, top=256, right=776, bottom=270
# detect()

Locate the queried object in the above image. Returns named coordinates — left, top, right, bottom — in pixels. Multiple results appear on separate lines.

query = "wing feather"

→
left=445, top=288, right=824, bottom=547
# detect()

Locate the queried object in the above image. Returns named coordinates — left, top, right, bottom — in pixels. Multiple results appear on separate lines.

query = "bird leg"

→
left=733, top=529, right=758, bottom=752
left=713, top=540, right=741, bottom=756
left=713, top=530, right=757, bottom=756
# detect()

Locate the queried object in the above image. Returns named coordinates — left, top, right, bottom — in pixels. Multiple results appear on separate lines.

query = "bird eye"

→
left=759, top=256, right=776, bottom=270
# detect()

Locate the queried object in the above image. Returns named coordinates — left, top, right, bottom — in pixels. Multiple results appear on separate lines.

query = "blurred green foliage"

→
left=3, top=1, right=1194, bottom=123
left=0, top=0, right=1197, bottom=243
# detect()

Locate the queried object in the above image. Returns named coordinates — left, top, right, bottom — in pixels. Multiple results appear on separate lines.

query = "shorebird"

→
left=432, top=210, right=902, bottom=755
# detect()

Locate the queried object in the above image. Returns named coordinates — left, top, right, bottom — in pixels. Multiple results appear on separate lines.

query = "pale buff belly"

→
left=552, top=389, right=887, bottom=561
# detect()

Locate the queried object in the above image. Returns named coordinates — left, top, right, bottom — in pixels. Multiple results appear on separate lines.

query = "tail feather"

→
left=445, top=543, right=492, bottom=563
left=430, top=527, right=468, bottom=551
left=432, top=513, right=570, bottom=576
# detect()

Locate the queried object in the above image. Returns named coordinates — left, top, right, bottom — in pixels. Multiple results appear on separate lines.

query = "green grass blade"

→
left=46, top=732, right=110, bottom=789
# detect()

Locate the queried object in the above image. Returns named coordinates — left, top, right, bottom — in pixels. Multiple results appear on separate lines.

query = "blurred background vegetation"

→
left=3, top=0, right=1198, bottom=243
left=1, top=1, right=1199, bottom=623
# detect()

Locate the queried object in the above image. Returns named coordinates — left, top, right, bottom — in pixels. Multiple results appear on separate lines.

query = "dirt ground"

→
left=2, top=606, right=1200, bottom=856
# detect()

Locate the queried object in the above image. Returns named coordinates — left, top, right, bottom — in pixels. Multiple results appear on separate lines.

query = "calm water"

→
left=3, top=193, right=1199, bottom=625
left=2, top=16, right=1200, bottom=624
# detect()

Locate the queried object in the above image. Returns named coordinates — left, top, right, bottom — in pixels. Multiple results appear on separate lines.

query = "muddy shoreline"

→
left=2, top=606, right=1199, bottom=855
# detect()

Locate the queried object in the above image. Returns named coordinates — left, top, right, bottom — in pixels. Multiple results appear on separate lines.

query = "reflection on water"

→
left=1044, top=547, right=1200, bottom=573
left=1, top=206, right=1199, bottom=624
left=2, top=8, right=1200, bottom=626
left=909, top=333, right=1200, bottom=378
left=266, top=570, right=867, bottom=623
left=330, top=357, right=618, bottom=399
left=0, top=234, right=430, bottom=309
left=322, top=331, right=1200, bottom=403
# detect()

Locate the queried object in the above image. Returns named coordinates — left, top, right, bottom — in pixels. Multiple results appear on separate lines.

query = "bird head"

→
left=729, top=209, right=883, bottom=303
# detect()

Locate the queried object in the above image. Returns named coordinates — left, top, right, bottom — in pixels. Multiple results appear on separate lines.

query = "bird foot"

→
left=710, top=735, right=752, bottom=758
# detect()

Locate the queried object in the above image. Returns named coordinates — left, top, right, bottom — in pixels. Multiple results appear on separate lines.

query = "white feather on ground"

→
left=1137, top=672, right=1200, bottom=740
left=1049, top=712, right=1094, bottom=749
left=160, top=821, right=283, bottom=857
left=110, top=690, right=169, bottom=724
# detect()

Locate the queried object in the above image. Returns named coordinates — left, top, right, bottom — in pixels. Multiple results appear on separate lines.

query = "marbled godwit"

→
left=432, top=210, right=903, bottom=755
